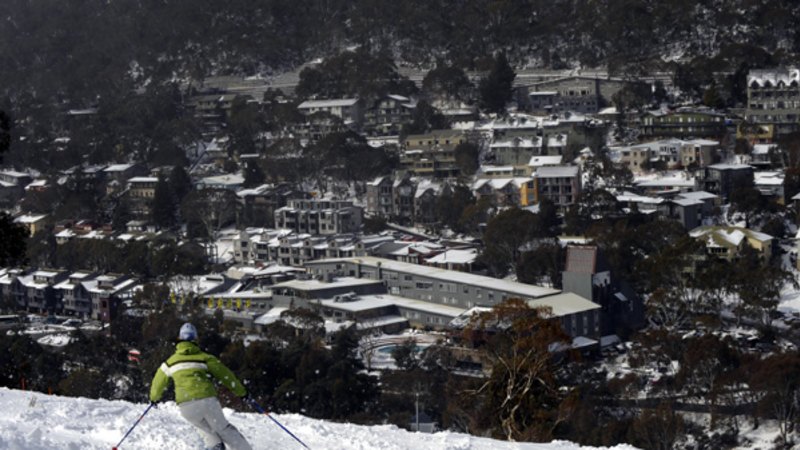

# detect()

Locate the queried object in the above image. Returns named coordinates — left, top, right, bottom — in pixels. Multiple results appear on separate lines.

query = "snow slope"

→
left=0, top=388, right=638, bottom=450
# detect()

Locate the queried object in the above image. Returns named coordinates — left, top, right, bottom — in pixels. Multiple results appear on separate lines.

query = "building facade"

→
left=274, top=199, right=363, bottom=235
left=745, top=68, right=800, bottom=139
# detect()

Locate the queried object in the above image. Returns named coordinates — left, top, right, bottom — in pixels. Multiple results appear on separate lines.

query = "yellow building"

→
left=13, top=214, right=48, bottom=236
left=689, top=226, right=773, bottom=261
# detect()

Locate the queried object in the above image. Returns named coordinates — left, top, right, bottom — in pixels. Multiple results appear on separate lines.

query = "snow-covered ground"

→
left=0, top=388, right=638, bottom=450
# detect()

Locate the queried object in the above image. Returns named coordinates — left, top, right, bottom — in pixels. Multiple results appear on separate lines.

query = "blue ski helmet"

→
left=179, top=323, right=198, bottom=341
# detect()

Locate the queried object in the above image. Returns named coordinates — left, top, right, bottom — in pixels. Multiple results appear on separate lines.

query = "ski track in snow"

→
left=0, top=388, right=639, bottom=450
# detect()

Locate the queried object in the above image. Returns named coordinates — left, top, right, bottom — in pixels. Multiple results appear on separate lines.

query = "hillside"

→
left=0, top=388, right=638, bottom=450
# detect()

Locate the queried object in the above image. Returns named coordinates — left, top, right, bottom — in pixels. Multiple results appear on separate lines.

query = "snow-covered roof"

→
left=708, top=163, right=753, bottom=171
left=748, top=68, right=800, bottom=87
left=676, top=191, right=718, bottom=202
left=529, top=155, right=563, bottom=167
left=690, top=226, right=773, bottom=248
left=0, top=170, right=30, bottom=178
left=536, top=165, right=579, bottom=178
left=616, top=191, right=664, bottom=205
left=305, top=257, right=560, bottom=299
left=199, top=173, right=245, bottom=187
left=24, top=179, right=47, bottom=190
left=298, top=98, right=359, bottom=108
left=13, top=214, right=47, bottom=224
left=684, top=139, right=719, bottom=146
left=272, top=277, right=384, bottom=292
left=128, top=176, right=158, bottom=183
left=672, top=198, right=704, bottom=207
left=322, top=293, right=467, bottom=318
left=481, top=166, right=515, bottom=174
left=168, top=275, right=227, bottom=296
left=754, top=171, right=784, bottom=186
left=389, top=242, right=443, bottom=257
left=103, top=164, right=135, bottom=173
left=490, top=137, right=542, bottom=149
left=752, top=144, right=777, bottom=155
left=425, top=248, right=478, bottom=265
left=367, top=176, right=386, bottom=187
left=635, top=177, right=695, bottom=188
left=414, top=180, right=440, bottom=198
left=547, top=135, right=567, bottom=147
left=527, top=292, right=601, bottom=317
left=254, top=307, right=290, bottom=325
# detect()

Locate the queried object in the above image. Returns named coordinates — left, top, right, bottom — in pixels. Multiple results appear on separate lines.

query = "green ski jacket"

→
left=150, top=341, right=246, bottom=404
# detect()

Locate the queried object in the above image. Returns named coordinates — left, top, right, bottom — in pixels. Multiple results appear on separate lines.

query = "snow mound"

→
left=0, top=388, right=638, bottom=450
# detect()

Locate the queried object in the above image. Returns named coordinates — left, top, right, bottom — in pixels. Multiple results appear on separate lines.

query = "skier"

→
left=150, top=322, right=253, bottom=450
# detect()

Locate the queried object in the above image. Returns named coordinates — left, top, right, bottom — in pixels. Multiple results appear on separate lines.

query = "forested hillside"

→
left=0, top=0, right=798, bottom=170
left=2, top=0, right=799, bottom=104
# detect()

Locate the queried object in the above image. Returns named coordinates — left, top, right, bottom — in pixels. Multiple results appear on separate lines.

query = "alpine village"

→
left=5, top=1, right=800, bottom=449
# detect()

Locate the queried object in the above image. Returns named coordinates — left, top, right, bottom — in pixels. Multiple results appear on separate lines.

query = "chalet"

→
left=363, top=95, right=416, bottom=136
left=694, top=164, right=755, bottom=200
left=690, top=226, right=774, bottom=262
left=274, top=199, right=363, bottom=236
left=745, top=68, right=800, bottom=139
left=55, top=271, right=98, bottom=318
left=297, top=98, right=362, bottom=127
left=13, top=214, right=48, bottom=236
left=534, top=165, right=581, bottom=209
left=640, top=108, right=727, bottom=140
left=83, top=274, right=139, bottom=322
left=522, top=76, right=632, bottom=114
left=18, top=269, right=69, bottom=314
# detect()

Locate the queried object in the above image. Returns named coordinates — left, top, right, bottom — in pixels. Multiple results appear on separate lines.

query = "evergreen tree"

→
left=0, top=214, right=28, bottom=266
left=151, top=175, right=175, bottom=229
left=402, top=100, right=449, bottom=136
left=242, top=161, right=266, bottom=188
left=169, top=165, right=193, bottom=205
left=478, top=53, right=516, bottom=115
left=391, top=339, right=420, bottom=371
left=0, top=111, right=27, bottom=266
left=480, top=208, right=539, bottom=276
left=454, top=142, right=480, bottom=176
left=422, top=65, right=473, bottom=102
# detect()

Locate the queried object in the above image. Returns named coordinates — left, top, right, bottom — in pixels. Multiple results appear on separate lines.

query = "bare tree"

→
left=181, top=188, right=238, bottom=241
left=462, top=299, right=570, bottom=441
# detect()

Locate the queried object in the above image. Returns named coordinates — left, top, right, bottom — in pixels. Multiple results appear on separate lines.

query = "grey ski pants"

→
left=179, top=396, right=253, bottom=450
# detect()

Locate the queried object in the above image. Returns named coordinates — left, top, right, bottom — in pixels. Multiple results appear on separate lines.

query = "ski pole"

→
left=113, top=402, right=155, bottom=450
left=247, top=398, right=310, bottom=449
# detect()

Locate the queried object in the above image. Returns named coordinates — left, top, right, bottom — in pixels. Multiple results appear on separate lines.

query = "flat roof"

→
left=305, top=257, right=559, bottom=299
left=677, top=191, right=718, bottom=201
left=526, top=292, right=601, bottom=316
left=298, top=98, right=358, bottom=108
left=319, top=293, right=467, bottom=317
left=536, top=165, right=579, bottom=178
left=272, top=277, right=384, bottom=292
